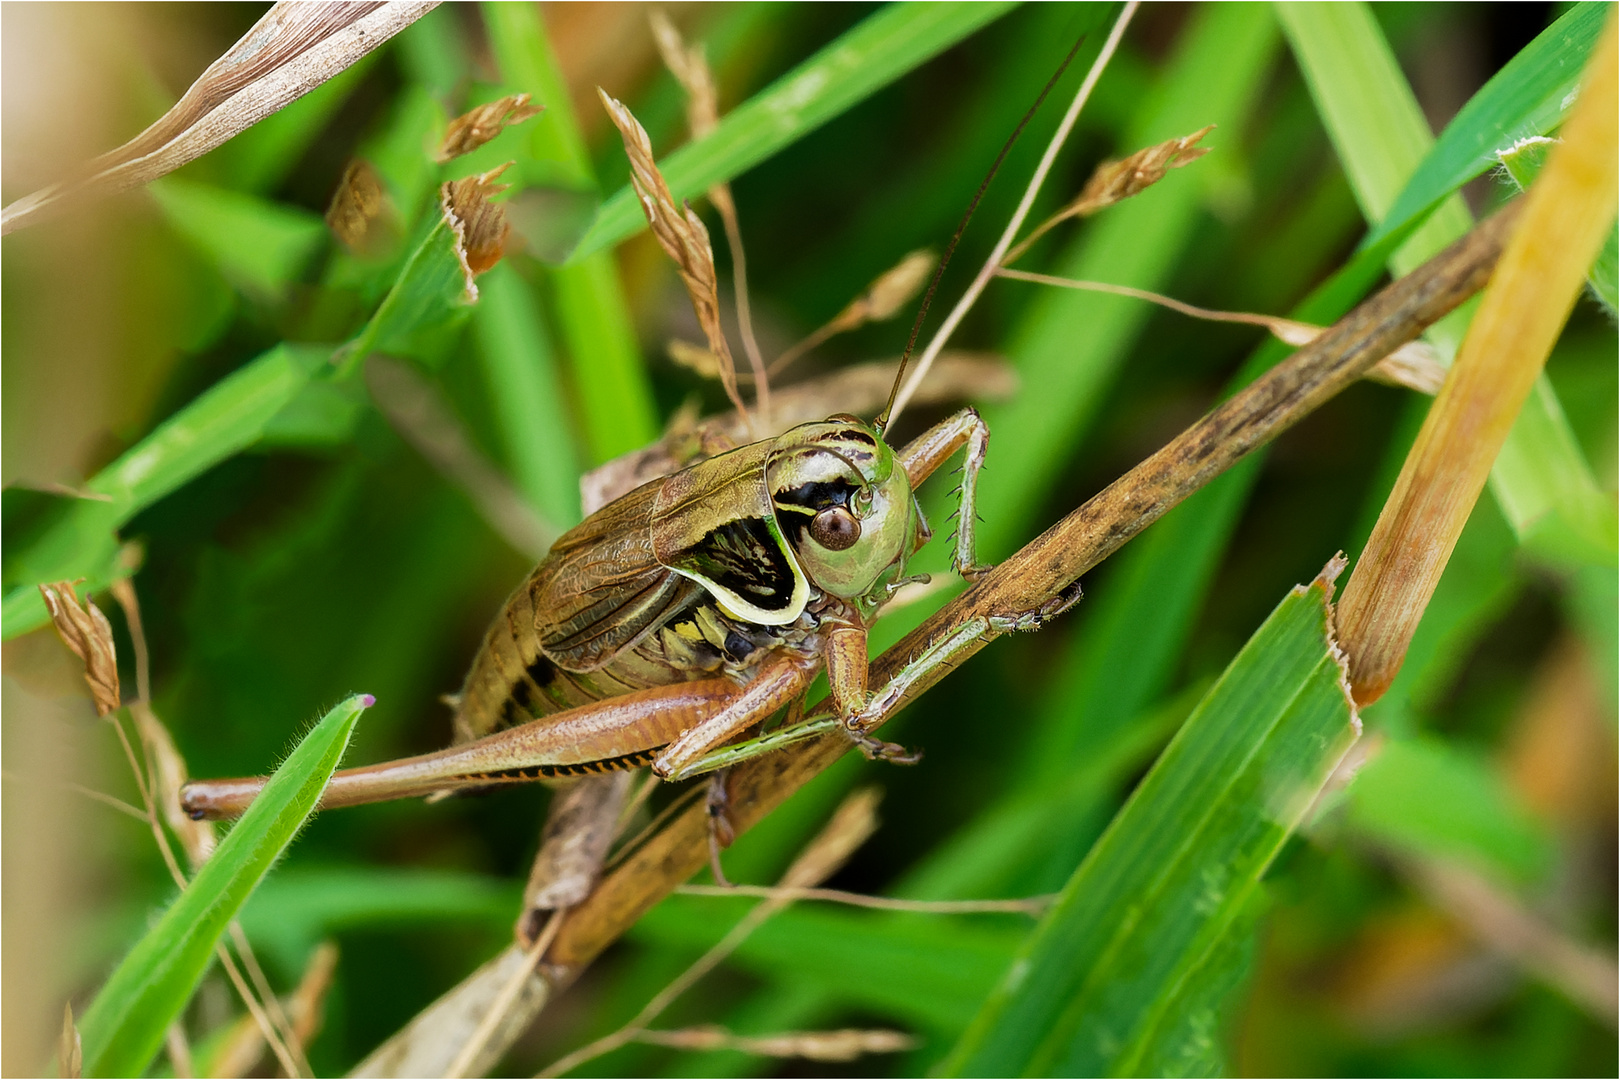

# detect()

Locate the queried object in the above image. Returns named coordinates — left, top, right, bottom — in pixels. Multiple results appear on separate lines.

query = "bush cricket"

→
left=180, top=394, right=1028, bottom=821
left=176, top=43, right=1093, bottom=823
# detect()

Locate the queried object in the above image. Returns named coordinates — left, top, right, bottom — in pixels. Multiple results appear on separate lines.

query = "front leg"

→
left=896, top=407, right=992, bottom=581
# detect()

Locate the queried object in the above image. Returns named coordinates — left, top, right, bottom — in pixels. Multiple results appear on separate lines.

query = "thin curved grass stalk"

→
left=886, top=1, right=1139, bottom=425
left=673, top=884, right=1055, bottom=915
left=994, top=268, right=1448, bottom=393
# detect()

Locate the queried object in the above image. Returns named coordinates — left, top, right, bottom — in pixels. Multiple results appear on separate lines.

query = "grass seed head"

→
left=38, top=580, right=120, bottom=716
left=437, top=94, right=544, bottom=163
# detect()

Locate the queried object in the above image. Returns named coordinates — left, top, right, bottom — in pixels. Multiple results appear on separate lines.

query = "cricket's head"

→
left=767, top=415, right=916, bottom=604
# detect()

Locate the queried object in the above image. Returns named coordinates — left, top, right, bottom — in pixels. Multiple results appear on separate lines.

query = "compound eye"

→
left=810, top=506, right=861, bottom=551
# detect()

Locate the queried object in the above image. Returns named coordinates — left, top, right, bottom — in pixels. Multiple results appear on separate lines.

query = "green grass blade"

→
left=343, top=214, right=477, bottom=369
left=1279, top=1, right=1610, bottom=554
left=633, top=899, right=1024, bottom=1033
left=239, top=867, right=517, bottom=971
left=149, top=178, right=328, bottom=301
left=2, top=345, right=328, bottom=639
left=1497, top=133, right=1618, bottom=319
left=547, top=257, right=660, bottom=462
left=76, top=694, right=372, bottom=1077
left=1371, top=2, right=1609, bottom=249
left=944, top=568, right=1360, bottom=1076
left=472, top=262, right=582, bottom=525
left=979, top=2, right=1281, bottom=559
left=483, top=2, right=660, bottom=462
left=570, top=2, right=1020, bottom=260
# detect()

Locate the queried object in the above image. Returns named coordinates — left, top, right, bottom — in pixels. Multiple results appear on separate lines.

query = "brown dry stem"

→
left=1337, top=15, right=1619, bottom=706
left=0, top=1, right=438, bottom=235
left=1001, top=124, right=1214, bottom=266
left=599, top=89, right=751, bottom=428
left=536, top=789, right=881, bottom=1078
left=438, top=94, right=544, bottom=163
left=526, top=202, right=1518, bottom=1001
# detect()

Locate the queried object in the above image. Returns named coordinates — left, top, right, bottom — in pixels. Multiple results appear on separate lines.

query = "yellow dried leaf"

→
left=437, top=94, right=544, bottom=163
left=1338, top=16, right=1619, bottom=705
left=442, top=164, right=514, bottom=277
left=38, top=581, right=120, bottom=715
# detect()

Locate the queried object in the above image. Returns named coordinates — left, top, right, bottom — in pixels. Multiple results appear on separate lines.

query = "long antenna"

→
left=875, top=32, right=1088, bottom=433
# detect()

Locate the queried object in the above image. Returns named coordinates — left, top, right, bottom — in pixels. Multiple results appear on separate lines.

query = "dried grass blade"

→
left=1337, top=15, right=1619, bottom=705
left=0, top=1, right=438, bottom=235
left=634, top=1025, right=918, bottom=1062
left=599, top=90, right=751, bottom=428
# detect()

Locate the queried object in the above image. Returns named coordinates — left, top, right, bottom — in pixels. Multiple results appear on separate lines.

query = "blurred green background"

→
left=2, top=2, right=1614, bottom=1076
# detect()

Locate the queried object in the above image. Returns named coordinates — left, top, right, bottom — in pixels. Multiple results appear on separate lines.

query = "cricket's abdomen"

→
left=454, top=582, right=824, bottom=756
